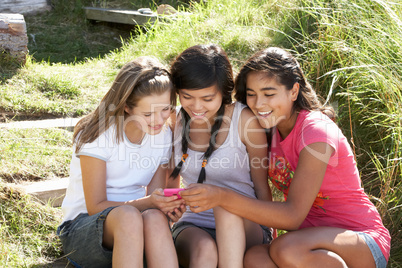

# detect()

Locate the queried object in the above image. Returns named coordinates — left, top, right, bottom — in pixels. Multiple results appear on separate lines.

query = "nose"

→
left=152, top=111, right=164, bottom=126
left=193, top=98, right=203, bottom=111
left=255, top=95, right=265, bottom=109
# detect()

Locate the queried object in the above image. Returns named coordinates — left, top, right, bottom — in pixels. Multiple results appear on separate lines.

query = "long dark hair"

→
left=169, top=44, right=234, bottom=183
left=74, top=56, right=175, bottom=153
left=234, top=47, right=334, bottom=148
left=235, top=47, right=334, bottom=118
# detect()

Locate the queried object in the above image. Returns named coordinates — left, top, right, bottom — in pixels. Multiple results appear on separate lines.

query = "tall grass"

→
left=272, top=0, right=401, bottom=265
left=114, top=0, right=283, bottom=68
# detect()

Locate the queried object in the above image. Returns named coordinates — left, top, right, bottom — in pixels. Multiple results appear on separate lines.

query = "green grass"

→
left=0, top=0, right=401, bottom=266
left=272, top=1, right=402, bottom=264
left=0, top=185, right=62, bottom=267
left=0, top=128, right=73, bottom=182
left=0, top=58, right=117, bottom=118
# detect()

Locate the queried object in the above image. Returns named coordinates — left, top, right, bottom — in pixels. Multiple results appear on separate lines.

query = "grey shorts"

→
left=56, top=207, right=117, bottom=268
left=356, top=232, right=387, bottom=268
left=171, top=221, right=273, bottom=245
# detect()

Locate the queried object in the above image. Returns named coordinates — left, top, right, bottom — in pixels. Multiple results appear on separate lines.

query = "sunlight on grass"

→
left=0, top=128, right=73, bottom=182
left=0, top=184, right=63, bottom=267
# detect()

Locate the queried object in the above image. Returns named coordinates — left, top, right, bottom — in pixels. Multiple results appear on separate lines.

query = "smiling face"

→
left=246, top=71, right=299, bottom=138
left=124, top=90, right=172, bottom=135
left=179, top=84, right=223, bottom=124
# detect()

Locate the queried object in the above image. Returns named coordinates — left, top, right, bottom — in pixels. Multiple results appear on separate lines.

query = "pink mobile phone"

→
left=164, top=188, right=185, bottom=199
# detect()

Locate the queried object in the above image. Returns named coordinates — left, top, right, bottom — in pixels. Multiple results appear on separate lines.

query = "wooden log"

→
left=0, top=0, right=50, bottom=14
left=83, top=7, right=157, bottom=26
left=0, top=13, right=28, bottom=63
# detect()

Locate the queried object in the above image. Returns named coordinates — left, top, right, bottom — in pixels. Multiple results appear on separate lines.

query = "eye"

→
left=264, top=94, right=274, bottom=97
left=203, top=99, right=213, bottom=102
left=144, top=113, right=152, bottom=117
left=246, top=93, right=256, bottom=97
left=162, top=106, right=170, bottom=111
left=182, top=95, right=191, bottom=100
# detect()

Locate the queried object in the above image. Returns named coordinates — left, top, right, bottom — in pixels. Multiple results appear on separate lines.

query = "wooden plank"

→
left=0, top=0, right=49, bottom=14
left=0, top=117, right=81, bottom=130
left=24, top=177, right=69, bottom=207
left=83, top=7, right=157, bottom=26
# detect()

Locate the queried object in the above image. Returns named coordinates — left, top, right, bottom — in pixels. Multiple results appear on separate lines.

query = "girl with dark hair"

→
left=179, top=47, right=391, bottom=268
left=57, top=57, right=184, bottom=268
left=168, top=44, right=273, bottom=268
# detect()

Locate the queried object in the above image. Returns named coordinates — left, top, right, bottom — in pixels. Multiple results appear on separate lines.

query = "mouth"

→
left=149, top=125, right=162, bottom=130
left=257, top=110, right=273, bottom=118
left=192, top=111, right=207, bottom=117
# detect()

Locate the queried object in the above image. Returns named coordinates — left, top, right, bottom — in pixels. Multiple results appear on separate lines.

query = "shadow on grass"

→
left=0, top=51, right=23, bottom=84
left=31, top=257, right=75, bottom=268
left=25, top=16, right=139, bottom=64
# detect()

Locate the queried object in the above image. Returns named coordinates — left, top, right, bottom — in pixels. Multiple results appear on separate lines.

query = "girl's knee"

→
left=190, top=238, right=218, bottom=264
left=103, top=205, right=143, bottom=247
left=108, top=205, right=143, bottom=229
left=142, top=209, right=168, bottom=229
left=244, top=245, right=270, bottom=268
left=269, top=232, right=304, bottom=266
left=142, top=208, right=166, bottom=220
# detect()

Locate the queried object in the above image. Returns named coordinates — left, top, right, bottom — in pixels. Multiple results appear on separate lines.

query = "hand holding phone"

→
left=164, top=188, right=186, bottom=199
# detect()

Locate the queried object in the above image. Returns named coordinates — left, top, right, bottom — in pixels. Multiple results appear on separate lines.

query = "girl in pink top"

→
left=179, top=47, right=390, bottom=268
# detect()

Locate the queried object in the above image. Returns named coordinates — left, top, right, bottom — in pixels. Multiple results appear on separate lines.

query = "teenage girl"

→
left=179, top=47, right=391, bottom=268
left=168, top=44, right=273, bottom=268
left=57, top=57, right=185, bottom=268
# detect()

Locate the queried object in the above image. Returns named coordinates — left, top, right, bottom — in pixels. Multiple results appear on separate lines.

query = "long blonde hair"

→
left=73, top=56, right=175, bottom=153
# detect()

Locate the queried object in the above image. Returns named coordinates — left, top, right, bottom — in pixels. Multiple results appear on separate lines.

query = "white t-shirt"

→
left=61, top=125, right=172, bottom=222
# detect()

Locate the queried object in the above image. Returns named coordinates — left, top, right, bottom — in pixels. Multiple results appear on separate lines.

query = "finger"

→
left=158, top=195, right=180, bottom=202
left=162, top=200, right=184, bottom=210
left=167, top=211, right=179, bottom=222
left=182, top=195, right=204, bottom=205
left=186, top=183, right=199, bottom=189
left=179, top=204, right=187, bottom=213
left=165, top=195, right=180, bottom=202
left=153, top=188, right=164, bottom=195
left=173, top=207, right=183, bottom=218
left=180, top=185, right=202, bottom=196
left=189, top=206, right=201, bottom=213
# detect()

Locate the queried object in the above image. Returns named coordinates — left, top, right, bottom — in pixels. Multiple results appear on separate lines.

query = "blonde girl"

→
left=57, top=57, right=184, bottom=268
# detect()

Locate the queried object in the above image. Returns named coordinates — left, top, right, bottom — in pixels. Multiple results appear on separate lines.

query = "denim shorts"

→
left=171, top=221, right=273, bottom=245
left=56, top=207, right=117, bottom=268
left=356, top=232, right=387, bottom=268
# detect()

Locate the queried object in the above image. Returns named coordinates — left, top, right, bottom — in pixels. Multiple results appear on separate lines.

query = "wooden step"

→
left=23, top=177, right=69, bottom=207
left=83, top=7, right=157, bottom=25
left=0, top=117, right=81, bottom=130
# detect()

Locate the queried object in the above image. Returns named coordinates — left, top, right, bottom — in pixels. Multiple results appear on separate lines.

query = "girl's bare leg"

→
left=142, top=209, right=178, bottom=268
left=269, top=227, right=376, bottom=268
left=214, top=206, right=246, bottom=268
left=175, top=227, right=218, bottom=268
left=103, top=205, right=144, bottom=268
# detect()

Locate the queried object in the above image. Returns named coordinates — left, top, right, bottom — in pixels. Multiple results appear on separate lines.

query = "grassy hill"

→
left=0, top=0, right=401, bottom=266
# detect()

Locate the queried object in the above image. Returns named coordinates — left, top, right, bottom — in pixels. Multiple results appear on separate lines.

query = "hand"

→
left=179, top=184, right=224, bottom=213
left=150, top=188, right=185, bottom=214
left=167, top=203, right=187, bottom=222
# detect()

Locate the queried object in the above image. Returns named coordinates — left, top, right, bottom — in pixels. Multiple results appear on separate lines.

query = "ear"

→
left=290, top=82, right=299, bottom=101
left=124, top=104, right=130, bottom=114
